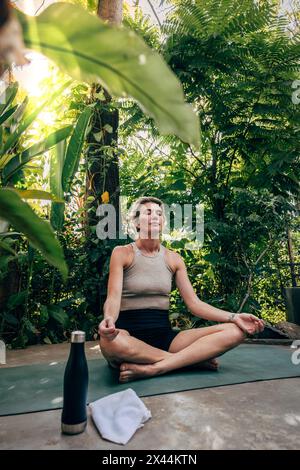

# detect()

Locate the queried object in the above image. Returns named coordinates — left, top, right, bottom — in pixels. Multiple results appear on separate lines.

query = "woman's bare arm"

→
left=102, top=246, right=126, bottom=322
left=173, top=253, right=233, bottom=322
left=172, top=252, right=265, bottom=334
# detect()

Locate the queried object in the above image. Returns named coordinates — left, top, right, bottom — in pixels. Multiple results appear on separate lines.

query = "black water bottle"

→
left=61, top=330, right=89, bottom=434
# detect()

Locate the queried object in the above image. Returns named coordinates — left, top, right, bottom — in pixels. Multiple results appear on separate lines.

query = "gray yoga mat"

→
left=0, top=344, right=299, bottom=417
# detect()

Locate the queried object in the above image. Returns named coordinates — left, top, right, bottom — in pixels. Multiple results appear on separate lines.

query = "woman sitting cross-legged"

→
left=99, top=196, right=265, bottom=383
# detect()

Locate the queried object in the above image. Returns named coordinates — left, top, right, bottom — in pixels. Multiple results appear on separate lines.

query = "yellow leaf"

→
left=101, top=191, right=109, bottom=204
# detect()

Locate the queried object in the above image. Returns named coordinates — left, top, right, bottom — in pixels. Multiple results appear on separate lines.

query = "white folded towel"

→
left=89, top=388, right=152, bottom=445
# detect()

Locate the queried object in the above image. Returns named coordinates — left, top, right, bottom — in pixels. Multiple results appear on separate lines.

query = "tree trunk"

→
left=97, top=0, right=123, bottom=25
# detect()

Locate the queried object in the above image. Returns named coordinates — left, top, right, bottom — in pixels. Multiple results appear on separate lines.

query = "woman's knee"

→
left=223, top=323, right=246, bottom=345
left=100, top=332, right=135, bottom=359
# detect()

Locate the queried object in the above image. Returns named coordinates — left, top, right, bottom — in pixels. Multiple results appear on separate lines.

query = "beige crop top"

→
left=120, top=241, right=174, bottom=311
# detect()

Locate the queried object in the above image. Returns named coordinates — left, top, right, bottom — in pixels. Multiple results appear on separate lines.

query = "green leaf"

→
left=103, top=124, right=113, bottom=133
left=5, top=96, right=29, bottom=129
left=169, top=312, right=180, bottom=320
left=203, top=253, right=220, bottom=265
left=43, top=336, right=52, bottom=345
left=50, top=140, right=66, bottom=200
left=48, top=305, right=68, bottom=327
left=62, top=107, right=93, bottom=192
left=51, top=202, right=65, bottom=232
left=16, top=3, right=200, bottom=147
left=6, top=291, right=27, bottom=310
left=4, top=313, right=19, bottom=326
left=86, top=0, right=97, bottom=11
left=40, top=305, right=49, bottom=326
left=169, top=180, right=186, bottom=191
left=2, top=125, right=73, bottom=182
left=0, top=240, right=16, bottom=255
left=0, top=188, right=68, bottom=279
left=93, top=131, right=102, bottom=142
left=0, top=80, right=72, bottom=162
left=0, top=105, right=18, bottom=126
left=13, top=189, right=64, bottom=203
left=50, top=139, right=67, bottom=231
left=0, top=82, right=18, bottom=116
left=205, top=266, right=215, bottom=281
left=23, top=318, right=38, bottom=335
left=93, top=90, right=106, bottom=101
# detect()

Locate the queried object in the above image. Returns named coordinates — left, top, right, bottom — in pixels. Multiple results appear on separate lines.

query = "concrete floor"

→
left=0, top=341, right=300, bottom=450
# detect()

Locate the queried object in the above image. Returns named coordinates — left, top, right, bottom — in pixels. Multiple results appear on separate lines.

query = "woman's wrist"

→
left=227, top=313, right=248, bottom=335
left=227, top=312, right=238, bottom=323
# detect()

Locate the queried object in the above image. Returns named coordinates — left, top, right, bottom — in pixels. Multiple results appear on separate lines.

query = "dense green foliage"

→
left=0, top=0, right=299, bottom=348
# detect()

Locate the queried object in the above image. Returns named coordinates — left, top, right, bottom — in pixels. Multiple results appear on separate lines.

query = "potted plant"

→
left=284, top=226, right=300, bottom=326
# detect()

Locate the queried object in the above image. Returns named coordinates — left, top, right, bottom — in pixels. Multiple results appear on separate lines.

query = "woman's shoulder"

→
left=163, top=246, right=182, bottom=274
left=112, top=243, right=134, bottom=258
left=112, top=243, right=134, bottom=268
left=113, top=242, right=133, bottom=252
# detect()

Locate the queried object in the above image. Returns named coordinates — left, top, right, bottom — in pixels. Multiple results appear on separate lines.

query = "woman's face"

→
left=136, top=202, right=163, bottom=239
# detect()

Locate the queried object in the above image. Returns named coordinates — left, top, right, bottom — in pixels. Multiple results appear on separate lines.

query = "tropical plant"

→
left=0, top=81, right=74, bottom=277
left=119, top=0, right=300, bottom=318
left=15, top=2, right=200, bottom=147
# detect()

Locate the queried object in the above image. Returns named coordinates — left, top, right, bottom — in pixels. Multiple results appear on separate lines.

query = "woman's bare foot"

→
left=196, top=357, right=219, bottom=371
left=176, top=357, right=219, bottom=372
left=119, top=362, right=158, bottom=382
left=118, top=357, right=219, bottom=382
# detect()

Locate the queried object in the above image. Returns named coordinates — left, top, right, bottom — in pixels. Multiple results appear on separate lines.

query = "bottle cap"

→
left=71, top=331, right=86, bottom=343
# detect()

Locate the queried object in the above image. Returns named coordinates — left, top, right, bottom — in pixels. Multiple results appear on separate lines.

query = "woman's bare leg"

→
left=119, top=326, right=246, bottom=382
left=99, top=329, right=172, bottom=368
left=100, top=330, right=218, bottom=372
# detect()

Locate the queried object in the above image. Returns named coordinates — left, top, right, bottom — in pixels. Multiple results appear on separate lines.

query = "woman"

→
left=99, top=196, right=265, bottom=383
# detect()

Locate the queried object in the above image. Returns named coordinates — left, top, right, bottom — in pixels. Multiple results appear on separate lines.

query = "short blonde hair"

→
left=125, top=196, right=167, bottom=240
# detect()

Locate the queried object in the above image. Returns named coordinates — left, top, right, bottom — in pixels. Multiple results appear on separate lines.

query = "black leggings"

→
left=115, top=308, right=180, bottom=352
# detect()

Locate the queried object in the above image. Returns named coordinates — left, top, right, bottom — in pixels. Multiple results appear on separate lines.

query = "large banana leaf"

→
left=0, top=83, right=18, bottom=116
left=5, top=96, right=29, bottom=129
left=50, top=108, right=92, bottom=230
left=15, top=3, right=200, bottom=148
left=0, top=80, right=72, bottom=166
left=0, top=188, right=68, bottom=279
left=0, top=105, right=18, bottom=126
left=2, top=125, right=73, bottom=182
left=62, top=107, right=93, bottom=193
left=12, top=189, right=64, bottom=202
left=50, top=140, right=67, bottom=231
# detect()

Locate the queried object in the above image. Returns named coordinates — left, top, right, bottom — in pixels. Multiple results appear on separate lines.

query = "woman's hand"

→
left=232, top=313, right=265, bottom=336
left=98, top=316, right=120, bottom=341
